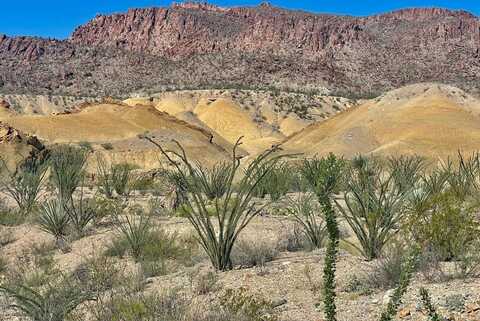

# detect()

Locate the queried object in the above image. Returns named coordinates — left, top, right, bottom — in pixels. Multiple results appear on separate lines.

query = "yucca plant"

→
left=1, top=153, right=49, bottom=216
left=66, top=186, right=97, bottom=237
left=0, top=279, right=93, bottom=321
left=50, top=145, right=94, bottom=237
left=114, top=211, right=153, bottom=261
left=336, top=155, right=421, bottom=260
left=50, top=145, right=88, bottom=204
left=144, top=135, right=285, bottom=271
left=96, top=154, right=134, bottom=198
left=194, top=161, right=232, bottom=200
left=284, top=193, right=326, bottom=249
left=36, top=200, right=70, bottom=247
left=441, top=152, right=480, bottom=201
left=300, top=153, right=345, bottom=321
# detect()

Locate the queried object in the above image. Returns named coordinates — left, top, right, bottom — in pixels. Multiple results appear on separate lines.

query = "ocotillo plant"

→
left=300, top=153, right=345, bottom=321
left=143, top=135, right=285, bottom=271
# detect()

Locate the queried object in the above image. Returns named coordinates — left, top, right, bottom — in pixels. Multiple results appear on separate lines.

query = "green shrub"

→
left=220, top=287, right=278, bottom=321
left=144, top=136, right=285, bottom=271
left=0, top=205, right=24, bottom=226
left=101, top=143, right=114, bottom=150
left=78, top=141, right=93, bottom=151
left=407, top=191, right=480, bottom=262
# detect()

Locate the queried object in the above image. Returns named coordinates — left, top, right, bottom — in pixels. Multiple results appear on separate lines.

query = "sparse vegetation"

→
left=1, top=141, right=480, bottom=321
left=144, top=136, right=284, bottom=271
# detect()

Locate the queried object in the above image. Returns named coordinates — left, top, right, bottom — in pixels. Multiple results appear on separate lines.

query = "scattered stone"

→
left=271, top=298, right=287, bottom=308
left=383, top=289, right=395, bottom=306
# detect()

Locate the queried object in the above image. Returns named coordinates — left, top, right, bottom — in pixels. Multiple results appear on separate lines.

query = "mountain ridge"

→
left=0, top=3, right=479, bottom=97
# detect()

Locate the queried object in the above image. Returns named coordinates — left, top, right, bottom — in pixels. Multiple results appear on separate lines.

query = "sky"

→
left=1, top=0, right=479, bottom=39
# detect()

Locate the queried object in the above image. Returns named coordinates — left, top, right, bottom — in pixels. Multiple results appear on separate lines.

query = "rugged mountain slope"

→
left=282, top=83, right=480, bottom=160
left=1, top=3, right=479, bottom=96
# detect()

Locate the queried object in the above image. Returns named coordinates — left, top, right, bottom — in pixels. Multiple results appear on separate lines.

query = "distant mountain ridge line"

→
left=0, top=3, right=479, bottom=97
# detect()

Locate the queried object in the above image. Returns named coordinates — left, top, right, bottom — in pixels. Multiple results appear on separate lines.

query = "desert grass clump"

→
left=144, top=136, right=285, bottom=271
left=284, top=193, right=326, bottom=249
left=366, top=243, right=411, bottom=290
left=232, top=238, right=279, bottom=268
left=1, top=153, right=49, bottom=217
left=337, top=155, right=423, bottom=260
left=92, top=288, right=189, bottom=321
left=219, top=287, right=278, bottom=321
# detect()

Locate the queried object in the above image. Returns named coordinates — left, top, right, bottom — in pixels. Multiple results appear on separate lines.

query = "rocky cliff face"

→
left=0, top=3, right=479, bottom=97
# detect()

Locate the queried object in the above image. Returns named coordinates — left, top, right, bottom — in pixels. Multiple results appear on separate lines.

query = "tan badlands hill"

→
left=0, top=102, right=234, bottom=169
left=124, top=90, right=355, bottom=154
left=282, top=84, right=480, bottom=160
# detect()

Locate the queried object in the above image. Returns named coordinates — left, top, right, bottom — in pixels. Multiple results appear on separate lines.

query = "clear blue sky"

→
left=2, top=0, right=479, bottom=39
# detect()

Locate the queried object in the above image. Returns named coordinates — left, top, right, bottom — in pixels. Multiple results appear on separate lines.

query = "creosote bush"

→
left=144, top=135, right=285, bottom=271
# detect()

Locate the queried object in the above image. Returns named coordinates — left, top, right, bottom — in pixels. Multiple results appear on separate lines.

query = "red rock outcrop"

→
left=0, top=3, right=479, bottom=96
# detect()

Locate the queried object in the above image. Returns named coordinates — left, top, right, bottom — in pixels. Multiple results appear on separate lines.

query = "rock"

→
left=466, top=303, right=480, bottom=313
left=0, top=99, right=10, bottom=109
left=383, top=289, right=395, bottom=306
left=1, top=4, right=480, bottom=96
left=271, top=298, right=287, bottom=308
left=398, top=308, right=411, bottom=318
